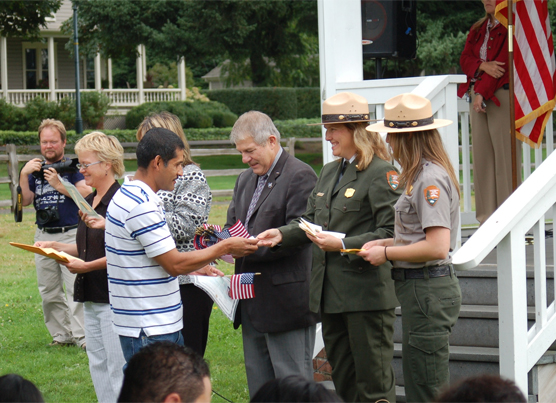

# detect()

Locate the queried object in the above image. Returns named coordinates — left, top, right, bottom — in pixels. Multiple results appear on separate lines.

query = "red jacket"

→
left=458, top=19, right=509, bottom=106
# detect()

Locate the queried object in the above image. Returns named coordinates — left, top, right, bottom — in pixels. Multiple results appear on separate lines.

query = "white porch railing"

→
left=3, top=89, right=51, bottom=105
left=0, top=88, right=182, bottom=108
left=453, top=147, right=556, bottom=395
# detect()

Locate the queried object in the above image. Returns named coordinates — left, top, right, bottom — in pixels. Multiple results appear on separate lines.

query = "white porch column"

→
left=48, top=37, right=56, bottom=101
left=107, top=58, right=113, bottom=89
left=318, top=0, right=364, bottom=164
left=179, top=57, right=186, bottom=101
left=94, top=52, right=101, bottom=91
left=142, top=44, right=147, bottom=82
left=136, top=44, right=144, bottom=104
left=0, top=36, right=7, bottom=101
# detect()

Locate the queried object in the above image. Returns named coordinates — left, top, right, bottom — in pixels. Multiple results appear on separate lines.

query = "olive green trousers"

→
left=395, top=272, right=461, bottom=403
left=321, top=309, right=396, bottom=403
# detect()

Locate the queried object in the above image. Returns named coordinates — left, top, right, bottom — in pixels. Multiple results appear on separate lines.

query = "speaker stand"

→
left=375, top=58, right=382, bottom=79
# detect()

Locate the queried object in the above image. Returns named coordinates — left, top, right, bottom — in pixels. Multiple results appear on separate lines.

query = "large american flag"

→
left=228, top=273, right=255, bottom=299
left=495, top=0, right=556, bottom=148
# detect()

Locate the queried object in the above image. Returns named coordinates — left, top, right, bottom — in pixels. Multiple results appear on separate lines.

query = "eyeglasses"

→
left=76, top=161, right=103, bottom=170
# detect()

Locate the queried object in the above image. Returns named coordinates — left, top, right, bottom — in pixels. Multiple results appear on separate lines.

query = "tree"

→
left=63, top=0, right=318, bottom=87
left=152, top=0, right=318, bottom=86
left=0, top=0, right=62, bottom=40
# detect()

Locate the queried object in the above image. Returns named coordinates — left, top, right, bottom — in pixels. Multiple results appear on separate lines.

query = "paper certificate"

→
left=10, top=242, right=83, bottom=263
left=57, top=175, right=101, bottom=219
left=181, top=275, right=238, bottom=321
left=299, top=218, right=346, bottom=239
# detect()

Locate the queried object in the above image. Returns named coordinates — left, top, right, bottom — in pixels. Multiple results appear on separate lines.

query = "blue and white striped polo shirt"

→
left=105, top=179, right=182, bottom=338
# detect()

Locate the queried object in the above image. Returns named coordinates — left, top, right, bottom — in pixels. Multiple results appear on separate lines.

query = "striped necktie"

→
left=245, top=173, right=269, bottom=228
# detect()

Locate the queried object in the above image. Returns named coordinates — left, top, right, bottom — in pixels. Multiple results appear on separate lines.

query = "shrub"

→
left=274, top=119, right=322, bottom=138
left=0, top=93, right=110, bottom=132
left=22, top=97, right=60, bottom=131
left=204, top=88, right=296, bottom=120
left=125, top=100, right=238, bottom=130
left=204, top=87, right=320, bottom=120
left=0, top=118, right=320, bottom=146
left=57, top=97, right=77, bottom=130
left=125, top=102, right=171, bottom=131
left=0, top=99, right=26, bottom=131
left=80, top=91, right=111, bottom=129
left=295, top=88, right=320, bottom=119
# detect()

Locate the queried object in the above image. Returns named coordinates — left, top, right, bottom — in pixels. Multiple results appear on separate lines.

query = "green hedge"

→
left=295, top=88, right=321, bottom=119
left=204, top=87, right=320, bottom=120
left=125, top=100, right=238, bottom=131
left=0, top=93, right=111, bottom=132
left=0, top=118, right=321, bottom=146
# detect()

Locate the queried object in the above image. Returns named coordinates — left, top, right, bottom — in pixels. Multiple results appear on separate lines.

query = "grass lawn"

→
left=0, top=202, right=252, bottom=403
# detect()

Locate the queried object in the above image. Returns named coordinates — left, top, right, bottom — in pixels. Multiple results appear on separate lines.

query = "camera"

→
left=36, top=206, right=60, bottom=226
left=32, top=158, right=79, bottom=180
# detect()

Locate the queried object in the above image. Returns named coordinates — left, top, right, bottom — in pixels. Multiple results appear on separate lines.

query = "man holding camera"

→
left=19, top=119, right=91, bottom=348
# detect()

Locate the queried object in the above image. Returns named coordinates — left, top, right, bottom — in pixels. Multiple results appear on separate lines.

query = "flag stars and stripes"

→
left=228, top=273, right=256, bottom=299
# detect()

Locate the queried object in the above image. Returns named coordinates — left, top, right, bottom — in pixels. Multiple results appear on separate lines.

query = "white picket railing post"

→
left=497, top=231, right=529, bottom=395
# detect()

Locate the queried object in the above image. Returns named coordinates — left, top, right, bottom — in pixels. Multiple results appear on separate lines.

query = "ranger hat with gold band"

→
left=309, top=92, right=372, bottom=125
left=366, top=93, right=452, bottom=133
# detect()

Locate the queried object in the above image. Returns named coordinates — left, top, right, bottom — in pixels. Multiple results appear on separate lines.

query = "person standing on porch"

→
left=458, top=0, right=521, bottom=225
left=360, top=93, right=462, bottom=403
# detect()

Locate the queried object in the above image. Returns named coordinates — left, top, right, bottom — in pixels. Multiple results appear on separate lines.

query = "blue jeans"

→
left=119, top=329, right=184, bottom=364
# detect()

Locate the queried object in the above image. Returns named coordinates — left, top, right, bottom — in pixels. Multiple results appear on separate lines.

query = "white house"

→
left=0, top=0, right=187, bottom=109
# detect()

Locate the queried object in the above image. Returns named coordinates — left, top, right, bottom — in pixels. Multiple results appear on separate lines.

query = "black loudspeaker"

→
left=362, top=0, right=417, bottom=59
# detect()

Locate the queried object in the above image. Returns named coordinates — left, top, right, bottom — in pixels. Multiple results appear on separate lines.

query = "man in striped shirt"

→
left=105, top=128, right=258, bottom=363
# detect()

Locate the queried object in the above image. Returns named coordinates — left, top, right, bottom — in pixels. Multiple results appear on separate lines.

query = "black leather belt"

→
left=391, top=264, right=453, bottom=281
left=38, top=224, right=78, bottom=234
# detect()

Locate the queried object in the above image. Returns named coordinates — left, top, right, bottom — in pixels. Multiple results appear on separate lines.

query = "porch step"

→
left=392, top=343, right=500, bottom=387
left=456, top=267, right=555, bottom=306
left=393, top=304, right=538, bottom=348
left=392, top=351, right=556, bottom=403
left=394, top=384, right=538, bottom=403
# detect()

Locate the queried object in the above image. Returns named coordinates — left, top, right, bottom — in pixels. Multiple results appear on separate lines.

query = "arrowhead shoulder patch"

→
left=386, top=170, right=400, bottom=190
left=424, top=185, right=440, bottom=206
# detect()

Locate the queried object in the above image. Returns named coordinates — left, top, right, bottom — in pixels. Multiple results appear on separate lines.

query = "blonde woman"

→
left=35, top=132, right=126, bottom=403
left=360, top=93, right=462, bottom=403
left=258, top=92, right=401, bottom=403
left=136, top=112, right=214, bottom=357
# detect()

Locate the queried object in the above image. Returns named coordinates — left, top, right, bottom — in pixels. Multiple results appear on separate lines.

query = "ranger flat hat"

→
left=309, top=92, right=371, bottom=125
left=366, top=93, right=452, bottom=133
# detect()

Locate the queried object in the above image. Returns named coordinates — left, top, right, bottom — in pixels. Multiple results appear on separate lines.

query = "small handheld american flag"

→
left=228, top=273, right=256, bottom=300
left=193, top=220, right=251, bottom=264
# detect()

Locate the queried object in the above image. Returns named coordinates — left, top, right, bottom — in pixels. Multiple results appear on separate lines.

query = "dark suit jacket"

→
left=226, top=150, right=320, bottom=333
left=279, top=157, right=401, bottom=314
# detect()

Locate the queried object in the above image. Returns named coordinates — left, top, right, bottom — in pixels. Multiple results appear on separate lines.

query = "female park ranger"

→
left=360, top=93, right=462, bottom=403
left=258, top=92, right=401, bottom=403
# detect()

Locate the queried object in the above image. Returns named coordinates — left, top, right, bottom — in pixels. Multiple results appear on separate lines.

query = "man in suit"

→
left=226, top=111, right=319, bottom=398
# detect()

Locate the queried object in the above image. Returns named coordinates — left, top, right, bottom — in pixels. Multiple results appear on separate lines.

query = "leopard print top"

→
left=157, top=164, right=212, bottom=284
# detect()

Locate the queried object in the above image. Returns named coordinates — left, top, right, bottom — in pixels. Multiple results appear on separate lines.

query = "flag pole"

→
left=507, top=0, right=518, bottom=191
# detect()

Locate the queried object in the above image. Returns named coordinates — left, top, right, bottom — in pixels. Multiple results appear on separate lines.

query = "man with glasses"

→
left=19, top=119, right=91, bottom=349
